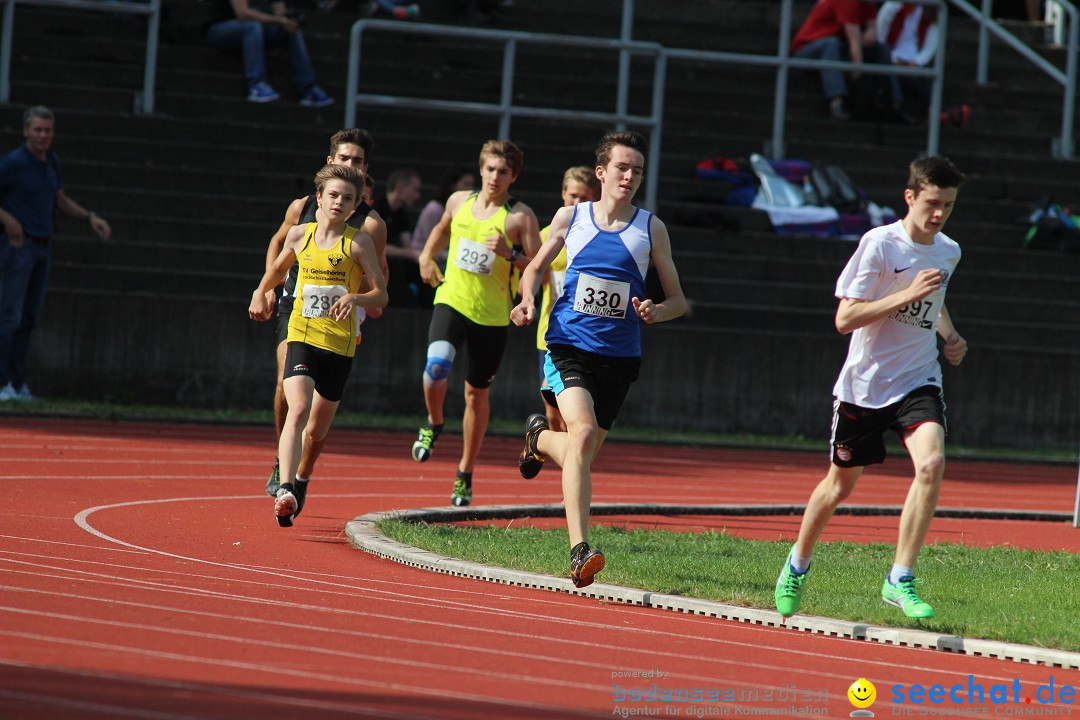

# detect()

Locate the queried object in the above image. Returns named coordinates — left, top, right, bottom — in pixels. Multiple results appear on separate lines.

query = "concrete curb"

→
left=344, top=503, right=1080, bottom=670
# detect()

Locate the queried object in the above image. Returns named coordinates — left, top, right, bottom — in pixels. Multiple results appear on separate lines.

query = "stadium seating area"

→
left=1, top=0, right=1077, bottom=449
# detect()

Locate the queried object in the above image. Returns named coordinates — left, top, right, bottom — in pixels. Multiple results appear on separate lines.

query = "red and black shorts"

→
left=830, top=385, right=947, bottom=468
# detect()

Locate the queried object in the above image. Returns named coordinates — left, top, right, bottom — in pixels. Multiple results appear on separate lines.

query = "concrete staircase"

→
left=2, top=0, right=1077, bottom=450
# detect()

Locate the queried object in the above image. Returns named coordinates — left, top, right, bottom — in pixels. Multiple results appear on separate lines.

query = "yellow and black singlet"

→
left=434, top=192, right=515, bottom=327
left=287, top=223, right=363, bottom=357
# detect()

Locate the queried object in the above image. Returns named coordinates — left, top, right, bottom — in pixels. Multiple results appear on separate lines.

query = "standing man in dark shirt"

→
left=0, top=105, right=111, bottom=402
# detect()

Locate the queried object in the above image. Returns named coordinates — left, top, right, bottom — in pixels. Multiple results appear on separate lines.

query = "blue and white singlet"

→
left=544, top=201, right=653, bottom=358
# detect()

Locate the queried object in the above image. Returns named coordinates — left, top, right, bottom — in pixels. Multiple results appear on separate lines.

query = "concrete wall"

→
left=29, top=293, right=1079, bottom=452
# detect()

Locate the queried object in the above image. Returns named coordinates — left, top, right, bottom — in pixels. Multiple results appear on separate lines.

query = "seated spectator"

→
left=878, top=2, right=972, bottom=126
left=207, top=0, right=333, bottom=107
left=790, top=0, right=903, bottom=121
left=877, top=2, right=937, bottom=114
left=411, top=167, right=477, bottom=268
left=319, top=0, right=419, bottom=18
left=375, top=168, right=423, bottom=305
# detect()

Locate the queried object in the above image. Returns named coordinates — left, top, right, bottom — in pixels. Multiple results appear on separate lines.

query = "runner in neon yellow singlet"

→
left=413, top=139, right=541, bottom=507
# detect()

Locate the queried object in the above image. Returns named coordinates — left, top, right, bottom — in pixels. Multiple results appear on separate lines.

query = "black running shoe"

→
left=266, top=458, right=281, bottom=497
left=275, top=484, right=297, bottom=528
left=569, top=541, right=605, bottom=588
left=518, top=413, right=549, bottom=479
left=292, top=480, right=307, bottom=520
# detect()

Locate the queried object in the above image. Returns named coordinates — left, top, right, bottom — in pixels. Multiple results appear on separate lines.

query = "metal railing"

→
left=344, top=19, right=666, bottom=211
left=0, top=0, right=162, bottom=114
left=958, top=0, right=1078, bottom=158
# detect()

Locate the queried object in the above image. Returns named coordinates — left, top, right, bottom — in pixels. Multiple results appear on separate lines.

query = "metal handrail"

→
left=345, top=19, right=667, bottom=211
left=958, top=0, right=1078, bottom=158
left=0, top=0, right=161, bottom=115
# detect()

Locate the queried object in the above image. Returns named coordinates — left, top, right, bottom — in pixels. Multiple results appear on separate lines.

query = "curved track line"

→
left=346, top=503, right=1080, bottom=671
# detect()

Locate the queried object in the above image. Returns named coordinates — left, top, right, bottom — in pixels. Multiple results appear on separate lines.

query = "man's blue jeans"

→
left=794, top=36, right=902, bottom=105
left=0, top=238, right=51, bottom=388
left=794, top=36, right=848, bottom=100
left=206, top=20, right=317, bottom=94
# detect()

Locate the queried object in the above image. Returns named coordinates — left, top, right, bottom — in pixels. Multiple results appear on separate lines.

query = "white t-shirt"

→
left=833, top=220, right=961, bottom=408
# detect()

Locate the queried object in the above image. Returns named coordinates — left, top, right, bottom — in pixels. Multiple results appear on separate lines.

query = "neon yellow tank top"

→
left=434, top=192, right=514, bottom=327
left=287, top=223, right=363, bottom=357
left=536, top=223, right=567, bottom=351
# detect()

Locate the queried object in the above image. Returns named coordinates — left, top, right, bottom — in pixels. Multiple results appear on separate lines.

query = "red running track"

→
left=1, top=417, right=1078, bottom=719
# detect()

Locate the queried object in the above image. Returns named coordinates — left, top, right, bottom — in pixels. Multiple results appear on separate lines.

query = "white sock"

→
left=889, top=564, right=914, bottom=585
left=789, top=547, right=811, bottom=574
left=296, top=476, right=309, bottom=485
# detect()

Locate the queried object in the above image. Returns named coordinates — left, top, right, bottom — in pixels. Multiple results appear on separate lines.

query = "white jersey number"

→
left=573, top=274, right=629, bottom=318
left=302, top=283, right=348, bottom=319
left=454, top=237, right=496, bottom=275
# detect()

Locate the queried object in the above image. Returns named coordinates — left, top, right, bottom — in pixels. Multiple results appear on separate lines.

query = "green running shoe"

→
left=882, top=575, right=934, bottom=618
left=451, top=476, right=472, bottom=507
left=774, top=557, right=809, bottom=618
left=411, top=425, right=438, bottom=463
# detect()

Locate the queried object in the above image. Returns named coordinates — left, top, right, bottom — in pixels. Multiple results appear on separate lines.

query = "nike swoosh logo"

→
left=894, top=266, right=912, bottom=273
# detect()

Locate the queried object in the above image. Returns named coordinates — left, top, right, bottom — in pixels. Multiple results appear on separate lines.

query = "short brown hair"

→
left=907, top=156, right=965, bottom=195
left=479, top=139, right=524, bottom=176
left=329, top=128, right=374, bottom=161
left=596, top=131, right=648, bottom=168
left=314, top=164, right=364, bottom=197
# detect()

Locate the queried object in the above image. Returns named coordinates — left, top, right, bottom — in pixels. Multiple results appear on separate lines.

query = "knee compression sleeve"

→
left=423, top=340, right=456, bottom=388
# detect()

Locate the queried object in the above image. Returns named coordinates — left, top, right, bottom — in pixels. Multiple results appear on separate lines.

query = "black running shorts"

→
left=543, top=343, right=640, bottom=431
left=283, top=342, right=353, bottom=402
left=830, top=385, right=947, bottom=468
left=427, top=303, right=508, bottom=389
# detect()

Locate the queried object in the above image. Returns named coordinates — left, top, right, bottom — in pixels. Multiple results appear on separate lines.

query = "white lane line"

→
left=0, top=606, right=607, bottom=693
left=0, top=631, right=608, bottom=719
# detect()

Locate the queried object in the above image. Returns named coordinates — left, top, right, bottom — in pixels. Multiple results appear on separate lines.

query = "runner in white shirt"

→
left=775, top=156, right=968, bottom=620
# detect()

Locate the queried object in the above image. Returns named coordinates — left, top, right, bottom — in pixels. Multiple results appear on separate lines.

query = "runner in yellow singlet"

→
left=249, top=164, right=387, bottom=527
left=259, top=129, right=389, bottom=498
left=412, top=139, right=541, bottom=507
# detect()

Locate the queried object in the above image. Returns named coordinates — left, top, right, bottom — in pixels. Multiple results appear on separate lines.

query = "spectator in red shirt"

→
left=791, top=0, right=899, bottom=121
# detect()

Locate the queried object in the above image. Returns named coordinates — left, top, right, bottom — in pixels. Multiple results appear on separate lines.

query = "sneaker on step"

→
left=882, top=575, right=934, bottom=618
left=411, top=425, right=438, bottom=462
left=774, top=554, right=810, bottom=618
left=299, top=85, right=333, bottom=107
left=391, top=3, right=419, bottom=19
left=0, top=383, right=19, bottom=402
left=569, top=541, right=605, bottom=588
left=450, top=476, right=472, bottom=507
left=247, top=81, right=280, bottom=103
left=518, top=413, right=549, bottom=479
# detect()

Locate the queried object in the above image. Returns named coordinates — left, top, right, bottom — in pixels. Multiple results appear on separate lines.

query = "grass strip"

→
left=377, top=519, right=1080, bottom=652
